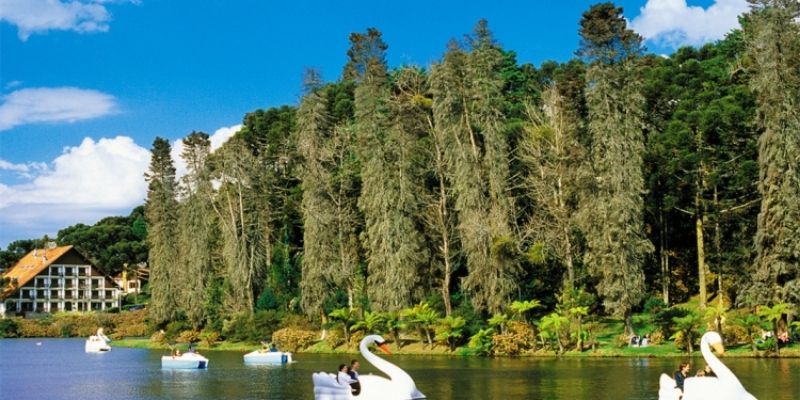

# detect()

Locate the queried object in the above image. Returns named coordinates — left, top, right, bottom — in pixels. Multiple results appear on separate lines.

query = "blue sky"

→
left=0, top=0, right=749, bottom=247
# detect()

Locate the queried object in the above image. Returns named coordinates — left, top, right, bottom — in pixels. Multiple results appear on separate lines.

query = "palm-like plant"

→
left=468, top=328, right=494, bottom=356
left=704, top=302, right=727, bottom=333
left=488, top=313, right=510, bottom=334
left=568, top=306, right=589, bottom=351
left=329, top=307, right=359, bottom=343
left=351, top=311, right=385, bottom=335
left=671, top=311, right=703, bottom=353
left=435, top=315, right=466, bottom=351
left=538, top=312, right=569, bottom=354
left=382, top=311, right=406, bottom=350
left=510, top=299, right=541, bottom=322
left=758, top=303, right=792, bottom=355
left=732, top=313, right=768, bottom=352
left=402, top=302, right=439, bottom=348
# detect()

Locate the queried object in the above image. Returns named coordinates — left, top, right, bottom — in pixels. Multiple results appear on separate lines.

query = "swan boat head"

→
left=702, top=331, right=724, bottom=355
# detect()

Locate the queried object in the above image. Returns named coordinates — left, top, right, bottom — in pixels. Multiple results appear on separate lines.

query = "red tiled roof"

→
left=1, top=245, right=73, bottom=300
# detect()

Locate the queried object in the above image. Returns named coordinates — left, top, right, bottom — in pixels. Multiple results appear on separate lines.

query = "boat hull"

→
left=161, top=354, right=209, bottom=369
left=243, top=351, right=292, bottom=364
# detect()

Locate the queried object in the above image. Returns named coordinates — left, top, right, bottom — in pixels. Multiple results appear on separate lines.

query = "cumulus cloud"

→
left=0, top=87, right=118, bottom=131
left=0, top=136, right=150, bottom=210
left=0, top=159, right=48, bottom=178
left=0, top=124, right=239, bottom=245
left=630, top=0, right=750, bottom=48
left=171, top=124, right=241, bottom=179
left=0, top=0, right=136, bottom=41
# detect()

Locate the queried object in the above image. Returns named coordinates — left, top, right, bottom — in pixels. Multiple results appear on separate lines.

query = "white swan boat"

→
left=658, top=331, right=757, bottom=400
left=244, top=349, right=293, bottom=365
left=161, top=352, right=209, bottom=369
left=85, top=328, right=111, bottom=353
left=312, top=334, right=426, bottom=400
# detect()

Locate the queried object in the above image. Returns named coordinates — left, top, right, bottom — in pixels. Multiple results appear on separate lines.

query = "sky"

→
left=0, top=0, right=751, bottom=247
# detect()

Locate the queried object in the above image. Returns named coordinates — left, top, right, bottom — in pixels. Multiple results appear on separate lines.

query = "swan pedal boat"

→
left=161, top=352, right=209, bottom=369
left=312, top=334, right=425, bottom=400
left=244, top=350, right=293, bottom=364
left=658, top=331, right=757, bottom=400
left=85, top=328, right=111, bottom=353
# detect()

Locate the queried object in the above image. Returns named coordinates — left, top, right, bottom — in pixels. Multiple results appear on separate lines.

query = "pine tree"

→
left=744, top=0, right=800, bottom=305
left=176, top=131, right=213, bottom=327
left=576, top=3, right=653, bottom=333
left=431, top=20, right=518, bottom=313
left=519, top=83, right=586, bottom=289
left=145, top=137, right=180, bottom=323
left=349, top=30, right=428, bottom=310
left=297, top=70, right=338, bottom=317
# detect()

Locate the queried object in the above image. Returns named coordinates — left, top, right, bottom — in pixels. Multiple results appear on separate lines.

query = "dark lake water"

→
left=1, top=338, right=797, bottom=399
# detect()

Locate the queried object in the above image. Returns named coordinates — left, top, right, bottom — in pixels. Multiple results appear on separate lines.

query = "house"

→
left=113, top=263, right=149, bottom=295
left=0, top=244, right=121, bottom=318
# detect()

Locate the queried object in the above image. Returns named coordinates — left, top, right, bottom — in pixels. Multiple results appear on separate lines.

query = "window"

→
left=50, top=302, right=59, bottom=312
left=105, top=302, right=113, bottom=309
left=78, top=267, right=86, bottom=276
left=91, top=303, right=100, bottom=311
left=64, top=302, right=72, bottom=311
left=64, top=267, right=73, bottom=276
left=51, top=290, right=58, bottom=298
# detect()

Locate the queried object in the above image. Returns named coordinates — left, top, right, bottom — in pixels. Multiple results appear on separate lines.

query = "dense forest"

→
left=3, top=1, right=798, bottom=349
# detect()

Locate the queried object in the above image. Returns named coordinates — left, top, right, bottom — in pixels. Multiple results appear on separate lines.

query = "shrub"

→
left=491, top=321, right=536, bottom=356
left=613, top=333, right=630, bottom=349
left=722, top=324, right=749, bottom=345
left=649, top=330, right=665, bottom=345
left=0, top=318, right=19, bottom=338
left=17, top=319, right=48, bottom=337
left=222, top=312, right=254, bottom=342
left=467, top=328, right=494, bottom=356
left=150, top=330, right=166, bottom=344
left=252, top=310, right=283, bottom=340
left=177, top=329, right=201, bottom=344
left=165, top=320, right=191, bottom=341
left=348, top=330, right=365, bottom=349
left=272, top=327, right=316, bottom=352
left=325, top=329, right=344, bottom=349
left=200, top=330, right=220, bottom=348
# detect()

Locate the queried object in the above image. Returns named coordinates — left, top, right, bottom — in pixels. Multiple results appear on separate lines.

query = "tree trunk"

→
left=695, top=206, right=707, bottom=308
left=660, top=208, right=670, bottom=305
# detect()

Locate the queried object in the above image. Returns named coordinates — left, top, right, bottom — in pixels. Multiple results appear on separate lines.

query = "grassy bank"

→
left=111, top=336, right=800, bottom=358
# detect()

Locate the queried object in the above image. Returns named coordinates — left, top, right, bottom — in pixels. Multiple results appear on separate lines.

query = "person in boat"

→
left=348, top=359, right=362, bottom=395
left=173, top=348, right=182, bottom=357
left=702, top=364, right=715, bottom=377
left=674, top=362, right=691, bottom=394
left=336, top=364, right=357, bottom=388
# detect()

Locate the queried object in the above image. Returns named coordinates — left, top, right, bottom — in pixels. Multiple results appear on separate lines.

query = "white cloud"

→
left=0, top=136, right=150, bottom=210
left=171, top=124, right=241, bottom=180
left=0, top=159, right=48, bottom=178
left=0, top=87, right=118, bottom=131
left=0, top=0, right=136, bottom=41
left=630, top=0, right=750, bottom=48
left=0, top=124, right=239, bottom=245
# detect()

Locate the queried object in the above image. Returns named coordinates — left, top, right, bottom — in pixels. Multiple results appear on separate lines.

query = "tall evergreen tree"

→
left=297, top=70, right=338, bottom=317
left=743, top=0, right=800, bottom=305
left=177, top=131, right=214, bottom=327
left=145, top=137, right=180, bottom=323
left=519, top=83, right=586, bottom=289
left=431, top=20, right=518, bottom=313
left=349, top=30, right=428, bottom=310
left=576, top=3, right=653, bottom=333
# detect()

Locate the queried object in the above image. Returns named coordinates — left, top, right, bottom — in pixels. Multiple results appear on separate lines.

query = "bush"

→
left=649, top=330, right=665, bottom=345
left=325, top=328, right=345, bottom=349
left=252, top=310, right=283, bottom=339
left=272, top=327, right=316, bottom=352
left=200, top=330, right=220, bottom=347
left=110, top=310, right=150, bottom=339
left=0, top=318, right=19, bottom=338
left=348, top=330, right=365, bottom=349
left=654, top=307, right=691, bottom=338
left=150, top=330, right=166, bottom=344
left=643, top=297, right=667, bottom=315
left=723, top=324, right=749, bottom=345
left=222, top=313, right=254, bottom=342
left=613, top=333, right=630, bottom=348
left=17, top=319, right=48, bottom=337
left=492, top=321, right=536, bottom=356
left=177, top=329, right=201, bottom=344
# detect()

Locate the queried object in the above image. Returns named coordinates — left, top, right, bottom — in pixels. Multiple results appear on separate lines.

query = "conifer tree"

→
left=177, top=131, right=213, bottom=327
left=744, top=0, right=800, bottom=305
left=431, top=20, right=518, bottom=313
left=576, top=3, right=653, bottom=333
left=145, top=137, right=180, bottom=323
left=349, top=30, right=428, bottom=310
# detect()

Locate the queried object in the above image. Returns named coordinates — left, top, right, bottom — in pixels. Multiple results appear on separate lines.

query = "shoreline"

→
left=107, top=338, right=800, bottom=359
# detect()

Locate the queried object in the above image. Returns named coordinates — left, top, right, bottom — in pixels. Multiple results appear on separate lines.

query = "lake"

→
left=1, top=338, right=797, bottom=399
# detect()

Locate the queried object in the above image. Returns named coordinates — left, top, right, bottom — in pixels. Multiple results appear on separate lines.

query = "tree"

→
left=743, top=0, right=800, bottom=306
left=145, top=137, right=180, bottom=323
left=351, top=30, right=428, bottom=310
left=430, top=20, right=519, bottom=313
left=176, top=131, right=214, bottom=327
left=576, top=3, right=653, bottom=334
left=758, top=303, right=793, bottom=355
left=519, top=84, right=586, bottom=289
left=434, top=315, right=466, bottom=351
